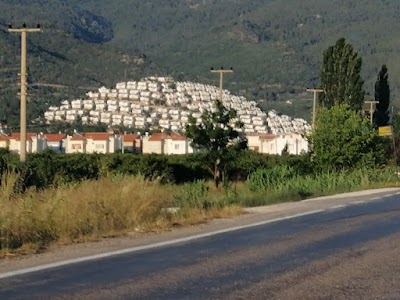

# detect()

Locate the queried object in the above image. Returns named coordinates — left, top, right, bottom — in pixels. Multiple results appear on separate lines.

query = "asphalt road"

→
left=2, top=190, right=400, bottom=299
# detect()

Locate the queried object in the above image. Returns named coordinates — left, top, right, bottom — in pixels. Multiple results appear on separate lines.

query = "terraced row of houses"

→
left=0, top=131, right=308, bottom=155
left=0, top=131, right=192, bottom=155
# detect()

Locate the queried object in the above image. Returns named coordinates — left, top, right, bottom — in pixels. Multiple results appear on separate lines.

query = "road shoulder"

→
left=0, top=187, right=399, bottom=276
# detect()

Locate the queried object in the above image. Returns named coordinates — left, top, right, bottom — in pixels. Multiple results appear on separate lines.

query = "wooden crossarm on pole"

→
left=364, top=100, right=379, bottom=125
left=211, top=68, right=234, bottom=102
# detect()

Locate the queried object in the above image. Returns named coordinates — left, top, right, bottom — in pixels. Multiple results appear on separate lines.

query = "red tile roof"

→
left=9, top=133, right=38, bottom=141
left=122, top=134, right=140, bottom=142
left=148, top=132, right=187, bottom=142
left=148, top=132, right=169, bottom=142
left=169, top=133, right=187, bottom=141
left=43, top=134, right=67, bottom=142
left=84, top=132, right=112, bottom=141
left=70, top=134, right=86, bottom=141
left=0, top=134, right=10, bottom=141
left=260, top=134, right=276, bottom=141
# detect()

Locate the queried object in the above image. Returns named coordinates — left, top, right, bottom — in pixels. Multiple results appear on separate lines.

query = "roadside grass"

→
left=242, top=166, right=400, bottom=207
left=0, top=174, right=243, bottom=256
left=0, top=166, right=399, bottom=255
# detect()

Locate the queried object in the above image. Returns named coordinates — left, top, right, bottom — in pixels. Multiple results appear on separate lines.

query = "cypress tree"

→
left=374, top=65, right=390, bottom=127
left=319, top=38, right=365, bottom=111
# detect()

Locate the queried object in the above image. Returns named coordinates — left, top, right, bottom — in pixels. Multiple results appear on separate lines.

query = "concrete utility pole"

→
left=211, top=67, right=233, bottom=102
left=364, top=100, right=379, bottom=125
left=306, top=88, right=324, bottom=128
left=8, top=23, right=41, bottom=162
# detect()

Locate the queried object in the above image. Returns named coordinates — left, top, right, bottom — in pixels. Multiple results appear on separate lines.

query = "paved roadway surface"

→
left=1, top=188, right=400, bottom=299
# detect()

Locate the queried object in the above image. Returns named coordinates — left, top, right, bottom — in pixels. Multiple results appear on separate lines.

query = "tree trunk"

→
left=214, top=159, right=221, bottom=188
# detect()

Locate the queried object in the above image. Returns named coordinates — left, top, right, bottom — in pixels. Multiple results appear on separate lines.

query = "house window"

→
left=72, top=144, right=81, bottom=150
left=174, top=144, right=180, bottom=150
left=95, top=144, right=105, bottom=149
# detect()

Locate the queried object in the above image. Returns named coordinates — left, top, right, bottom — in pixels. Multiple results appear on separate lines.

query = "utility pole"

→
left=211, top=67, right=233, bottom=102
left=8, top=23, right=41, bottom=162
left=306, top=88, right=324, bottom=128
left=364, top=100, right=379, bottom=125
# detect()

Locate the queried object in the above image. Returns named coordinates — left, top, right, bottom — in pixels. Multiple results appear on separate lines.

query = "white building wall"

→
left=247, top=136, right=262, bottom=152
left=142, top=138, right=163, bottom=154
left=259, top=134, right=309, bottom=155
left=66, top=137, right=86, bottom=154
left=0, top=140, right=8, bottom=149
left=7, top=137, right=43, bottom=154
left=86, top=139, right=108, bottom=154
left=163, top=139, right=181, bottom=155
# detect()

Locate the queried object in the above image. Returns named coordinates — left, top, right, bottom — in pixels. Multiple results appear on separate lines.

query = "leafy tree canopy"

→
left=311, top=104, right=389, bottom=170
left=319, top=38, right=365, bottom=111
left=185, top=100, right=247, bottom=187
left=374, top=64, right=390, bottom=127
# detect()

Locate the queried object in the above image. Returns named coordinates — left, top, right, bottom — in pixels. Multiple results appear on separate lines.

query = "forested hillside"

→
left=0, top=0, right=161, bottom=127
left=76, top=0, right=400, bottom=99
left=1, top=0, right=400, bottom=126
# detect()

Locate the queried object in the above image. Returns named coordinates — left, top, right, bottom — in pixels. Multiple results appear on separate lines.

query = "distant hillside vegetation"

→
left=0, top=1, right=162, bottom=127
left=1, top=0, right=400, bottom=126
left=77, top=0, right=400, bottom=102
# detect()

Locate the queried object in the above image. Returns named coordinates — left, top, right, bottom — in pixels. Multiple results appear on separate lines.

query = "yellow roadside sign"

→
left=378, top=126, right=393, bottom=136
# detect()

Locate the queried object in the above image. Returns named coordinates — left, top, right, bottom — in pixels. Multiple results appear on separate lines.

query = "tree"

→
left=374, top=65, right=390, bottom=127
left=185, top=100, right=247, bottom=187
left=310, top=105, right=389, bottom=170
left=319, top=38, right=365, bottom=111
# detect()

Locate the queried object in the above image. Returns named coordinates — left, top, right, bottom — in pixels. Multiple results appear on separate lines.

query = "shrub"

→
left=137, top=154, right=174, bottom=183
left=247, top=165, right=298, bottom=192
left=311, top=105, right=390, bottom=170
left=174, top=180, right=212, bottom=209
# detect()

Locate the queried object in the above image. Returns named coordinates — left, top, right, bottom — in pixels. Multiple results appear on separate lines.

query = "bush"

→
left=174, top=180, right=210, bottom=209
left=137, top=154, right=174, bottom=183
left=311, top=105, right=390, bottom=170
left=247, top=165, right=298, bottom=192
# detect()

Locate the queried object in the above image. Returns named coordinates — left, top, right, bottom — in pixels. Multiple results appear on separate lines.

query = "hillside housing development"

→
left=0, top=77, right=312, bottom=156
left=43, top=77, right=311, bottom=135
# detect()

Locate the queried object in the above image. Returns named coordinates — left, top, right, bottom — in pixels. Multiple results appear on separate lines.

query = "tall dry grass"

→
left=0, top=174, right=242, bottom=253
left=0, top=169, right=19, bottom=200
left=2, top=165, right=397, bottom=254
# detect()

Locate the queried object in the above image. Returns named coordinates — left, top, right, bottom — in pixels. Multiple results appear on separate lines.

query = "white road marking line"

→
left=368, top=197, right=381, bottom=201
left=382, top=194, right=394, bottom=198
left=0, top=209, right=326, bottom=280
left=352, top=200, right=366, bottom=204
left=329, top=204, right=347, bottom=210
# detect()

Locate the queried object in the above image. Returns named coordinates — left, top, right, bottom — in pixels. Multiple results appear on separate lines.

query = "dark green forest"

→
left=1, top=0, right=400, bottom=127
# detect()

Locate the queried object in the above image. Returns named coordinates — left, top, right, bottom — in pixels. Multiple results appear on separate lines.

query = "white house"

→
left=163, top=133, right=194, bottom=155
left=83, top=132, right=120, bottom=154
left=120, top=133, right=142, bottom=154
left=8, top=133, right=46, bottom=154
left=247, top=133, right=309, bottom=155
left=142, top=132, right=194, bottom=155
left=41, top=133, right=68, bottom=153
left=0, top=133, right=10, bottom=150
left=66, top=134, right=86, bottom=153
